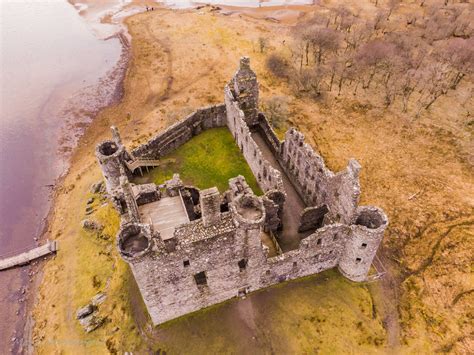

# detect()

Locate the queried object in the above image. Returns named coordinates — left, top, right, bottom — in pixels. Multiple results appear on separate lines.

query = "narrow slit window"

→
left=238, top=258, right=247, bottom=272
left=317, top=238, right=322, bottom=245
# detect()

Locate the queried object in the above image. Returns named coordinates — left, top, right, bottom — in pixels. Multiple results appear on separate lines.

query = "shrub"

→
left=266, top=53, right=288, bottom=78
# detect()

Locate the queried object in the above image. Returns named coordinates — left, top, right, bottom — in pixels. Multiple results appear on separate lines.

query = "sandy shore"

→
left=30, top=1, right=474, bottom=353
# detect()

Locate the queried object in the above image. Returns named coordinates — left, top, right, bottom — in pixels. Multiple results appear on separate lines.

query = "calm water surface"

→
left=0, top=1, right=121, bottom=352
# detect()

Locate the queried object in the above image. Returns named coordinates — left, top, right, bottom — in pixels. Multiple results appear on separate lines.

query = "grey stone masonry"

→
left=200, top=187, right=222, bottom=227
left=230, top=57, right=259, bottom=126
left=95, top=57, right=389, bottom=326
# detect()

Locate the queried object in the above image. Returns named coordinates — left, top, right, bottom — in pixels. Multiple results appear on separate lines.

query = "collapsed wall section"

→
left=131, top=104, right=226, bottom=159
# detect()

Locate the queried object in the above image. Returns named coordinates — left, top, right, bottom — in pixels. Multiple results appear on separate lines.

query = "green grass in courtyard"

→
left=134, top=127, right=262, bottom=194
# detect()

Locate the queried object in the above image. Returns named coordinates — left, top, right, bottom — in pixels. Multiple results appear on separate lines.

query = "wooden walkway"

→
left=0, top=240, right=58, bottom=271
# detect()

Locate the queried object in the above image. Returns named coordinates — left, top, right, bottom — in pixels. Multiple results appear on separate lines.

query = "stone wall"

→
left=262, top=223, right=347, bottom=286
left=225, top=86, right=284, bottom=194
left=127, top=212, right=366, bottom=325
left=229, top=57, right=259, bottom=126
left=131, top=104, right=226, bottom=159
left=255, top=113, right=282, bottom=156
left=130, top=210, right=268, bottom=325
left=281, top=128, right=361, bottom=224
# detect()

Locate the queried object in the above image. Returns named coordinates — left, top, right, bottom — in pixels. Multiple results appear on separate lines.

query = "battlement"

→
left=95, top=57, right=388, bottom=326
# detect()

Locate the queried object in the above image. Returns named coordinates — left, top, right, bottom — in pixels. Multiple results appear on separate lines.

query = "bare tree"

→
left=344, top=22, right=373, bottom=52
left=261, top=96, right=289, bottom=129
left=294, top=67, right=327, bottom=98
left=308, top=27, right=341, bottom=65
left=399, top=68, right=423, bottom=112
left=418, top=62, right=451, bottom=110
left=292, top=23, right=314, bottom=66
left=354, top=39, right=397, bottom=89
left=437, top=37, right=474, bottom=89
left=258, top=37, right=268, bottom=53
left=333, top=5, right=353, bottom=31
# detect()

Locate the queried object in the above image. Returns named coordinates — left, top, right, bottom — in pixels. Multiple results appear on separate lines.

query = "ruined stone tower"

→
left=95, top=126, right=128, bottom=194
left=338, top=206, right=388, bottom=282
left=95, top=57, right=388, bottom=326
left=231, top=56, right=259, bottom=126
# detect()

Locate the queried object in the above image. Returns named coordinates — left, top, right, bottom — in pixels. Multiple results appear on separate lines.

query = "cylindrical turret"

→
left=96, top=138, right=126, bottom=195
left=338, top=206, right=388, bottom=282
left=231, top=194, right=265, bottom=231
left=117, top=223, right=153, bottom=263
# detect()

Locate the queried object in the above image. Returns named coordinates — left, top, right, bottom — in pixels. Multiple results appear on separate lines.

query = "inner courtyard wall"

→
left=225, top=86, right=284, bottom=194
left=280, top=128, right=361, bottom=224
left=131, top=104, right=226, bottom=159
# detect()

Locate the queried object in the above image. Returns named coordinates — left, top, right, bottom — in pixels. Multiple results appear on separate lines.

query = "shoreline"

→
left=16, top=27, right=132, bottom=355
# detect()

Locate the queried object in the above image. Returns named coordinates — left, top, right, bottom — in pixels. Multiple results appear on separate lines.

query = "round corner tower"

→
left=95, top=126, right=127, bottom=195
left=231, top=194, right=266, bottom=249
left=117, top=223, right=154, bottom=264
left=338, top=206, right=388, bottom=282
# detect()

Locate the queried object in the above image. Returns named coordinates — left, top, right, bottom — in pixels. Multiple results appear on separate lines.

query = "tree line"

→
left=265, top=1, right=473, bottom=115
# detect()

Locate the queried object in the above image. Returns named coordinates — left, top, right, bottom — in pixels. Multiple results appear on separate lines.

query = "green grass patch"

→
left=134, top=127, right=262, bottom=195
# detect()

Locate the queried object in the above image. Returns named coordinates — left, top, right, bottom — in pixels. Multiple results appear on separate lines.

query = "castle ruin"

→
left=96, top=57, right=388, bottom=326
